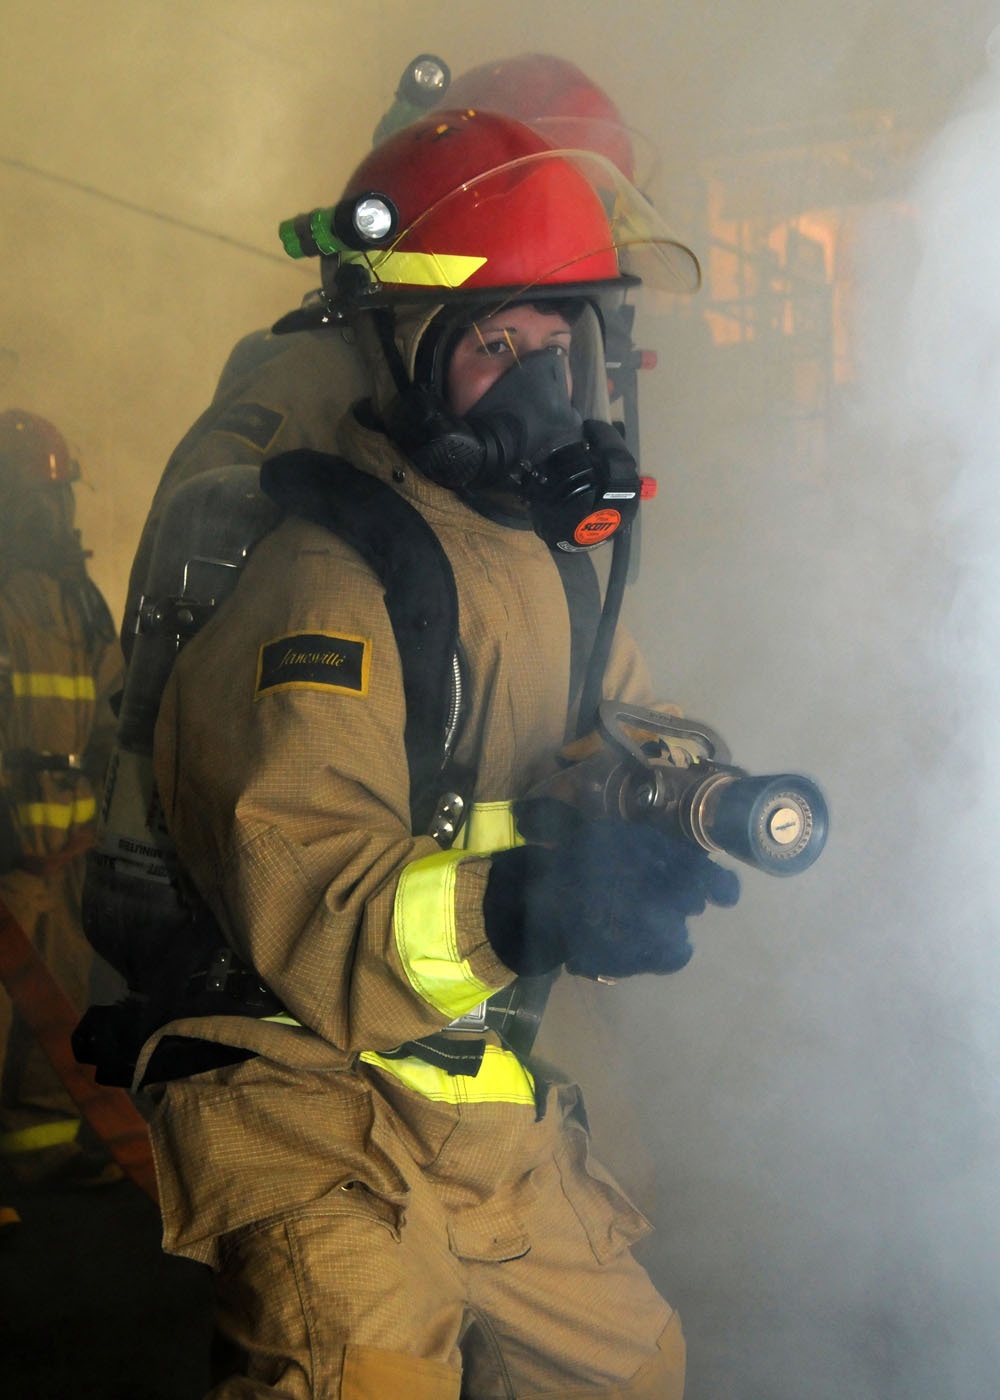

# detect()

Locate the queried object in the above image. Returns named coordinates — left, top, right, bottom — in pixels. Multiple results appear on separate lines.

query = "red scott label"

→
left=573, top=508, right=621, bottom=546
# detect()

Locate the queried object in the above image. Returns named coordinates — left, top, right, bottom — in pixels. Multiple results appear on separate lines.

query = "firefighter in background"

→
left=134, top=110, right=739, bottom=1397
left=0, top=410, right=122, bottom=1187
left=121, top=53, right=648, bottom=658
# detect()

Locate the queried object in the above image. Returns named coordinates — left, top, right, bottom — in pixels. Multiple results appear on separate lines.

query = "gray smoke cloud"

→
left=599, top=21, right=1000, bottom=1399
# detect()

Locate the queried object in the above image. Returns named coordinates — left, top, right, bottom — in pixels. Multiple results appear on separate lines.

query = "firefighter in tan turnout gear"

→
left=0, top=410, right=122, bottom=1189
left=134, top=110, right=742, bottom=1397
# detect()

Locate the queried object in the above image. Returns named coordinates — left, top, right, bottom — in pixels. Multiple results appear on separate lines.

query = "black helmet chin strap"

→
left=372, top=307, right=413, bottom=398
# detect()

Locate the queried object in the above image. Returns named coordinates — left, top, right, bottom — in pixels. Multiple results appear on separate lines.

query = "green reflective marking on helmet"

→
left=278, top=219, right=306, bottom=259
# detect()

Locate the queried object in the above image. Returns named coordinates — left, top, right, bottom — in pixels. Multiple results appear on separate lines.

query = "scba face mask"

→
left=389, top=344, right=578, bottom=483
left=386, top=304, right=641, bottom=552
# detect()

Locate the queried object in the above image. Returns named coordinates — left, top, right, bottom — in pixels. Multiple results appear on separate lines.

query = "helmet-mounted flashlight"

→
left=399, top=54, right=451, bottom=107
left=350, top=195, right=397, bottom=243
left=279, top=192, right=399, bottom=261
left=372, top=53, right=452, bottom=145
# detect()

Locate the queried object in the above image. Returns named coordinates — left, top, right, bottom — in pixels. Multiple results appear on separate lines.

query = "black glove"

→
left=483, top=800, right=740, bottom=981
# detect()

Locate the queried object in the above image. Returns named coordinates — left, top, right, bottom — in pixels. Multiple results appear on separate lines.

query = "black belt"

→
left=185, top=946, right=285, bottom=1016
left=381, top=972, right=557, bottom=1079
left=141, top=957, right=555, bottom=1094
left=2, top=748, right=90, bottom=774
left=379, top=1034, right=487, bottom=1077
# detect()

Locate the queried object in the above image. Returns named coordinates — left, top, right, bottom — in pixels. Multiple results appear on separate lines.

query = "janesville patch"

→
left=255, top=632, right=371, bottom=699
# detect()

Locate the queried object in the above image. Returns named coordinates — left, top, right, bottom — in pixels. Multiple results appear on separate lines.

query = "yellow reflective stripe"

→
left=394, top=848, right=494, bottom=1018
left=345, top=248, right=487, bottom=288
left=11, top=671, right=96, bottom=700
left=394, top=801, right=522, bottom=1018
left=0, top=1118, right=80, bottom=1155
left=360, top=1045, right=535, bottom=1105
left=453, top=800, right=520, bottom=853
left=16, top=795, right=96, bottom=830
left=273, top=801, right=523, bottom=1022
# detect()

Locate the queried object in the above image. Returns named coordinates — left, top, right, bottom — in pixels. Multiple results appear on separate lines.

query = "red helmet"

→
left=0, top=410, right=79, bottom=553
left=280, top=108, right=698, bottom=305
left=0, top=409, right=78, bottom=488
left=342, top=108, right=617, bottom=296
left=444, top=53, right=639, bottom=184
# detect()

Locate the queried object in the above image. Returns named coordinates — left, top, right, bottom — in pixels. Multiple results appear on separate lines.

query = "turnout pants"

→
left=150, top=1056, right=684, bottom=1399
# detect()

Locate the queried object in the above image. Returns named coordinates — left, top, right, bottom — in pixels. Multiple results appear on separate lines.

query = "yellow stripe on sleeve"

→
left=393, top=801, right=522, bottom=1019
left=16, top=796, right=96, bottom=831
left=393, top=848, right=493, bottom=1019
left=12, top=671, right=96, bottom=701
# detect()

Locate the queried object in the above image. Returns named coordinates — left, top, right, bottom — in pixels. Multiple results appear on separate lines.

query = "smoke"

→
left=7, top=4, right=1000, bottom=1398
left=597, top=20, right=1000, bottom=1399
